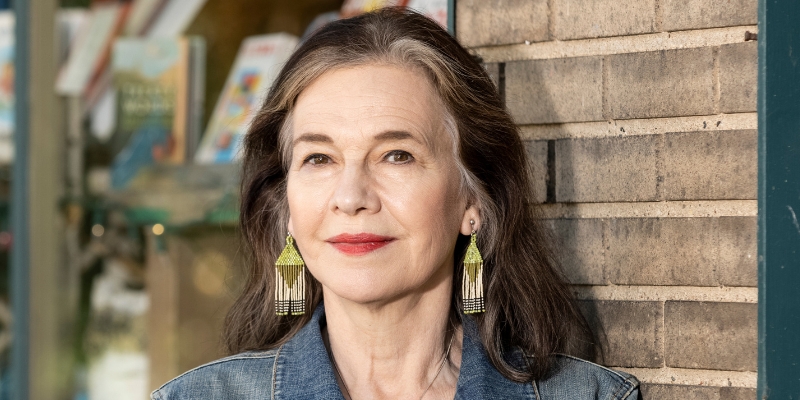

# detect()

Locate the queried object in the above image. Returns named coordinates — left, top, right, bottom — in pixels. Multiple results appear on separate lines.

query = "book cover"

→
left=0, top=11, right=12, bottom=164
left=0, top=12, right=13, bottom=137
left=194, top=33, right=298, bottom=164
left=340, top=0, right=407, bottom=18
left=112, top=37, right=187, bottom=162
left=56, top=2, right=129, bottom=96
left=110, top=37, right=207, bottom=187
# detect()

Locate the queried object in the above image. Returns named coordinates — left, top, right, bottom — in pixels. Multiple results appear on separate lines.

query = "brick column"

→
left=457, top=0, right=758, bottom=397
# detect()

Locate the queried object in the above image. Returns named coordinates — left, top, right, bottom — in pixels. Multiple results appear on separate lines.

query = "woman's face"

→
left=286, top=63, right=477, bottom=305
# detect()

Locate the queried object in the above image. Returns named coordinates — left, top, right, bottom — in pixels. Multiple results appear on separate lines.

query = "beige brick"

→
left=483, top=62, right=501, bottom=91
left=607, top=48, right=715, bottom=119
left=641, top=384, right=720, bottom=400
left=545, top=219, right=604, bottom=284
left=580, top=301, right=664, bottom=368
left=717, top=217, right=757, bottom=286
left=553, top=0, right=656, bottom=40
left=661, top=0, right=757, bottom=31
left=525, top=140, right=548, bottom=204
left=605, top=218, right=717, bottom=286
left=456, top=0, right=548, bottom=47
left=661, top=130, right=758, bottom=200
left=665, top=301, right=757, bottom=371
left=719, top=42, right=758, bottom=113
left=556, top=136, right=658, bottom=203
left=719, top=387, right=757, bottom=400
left=506, top=57, right=603, bottom=124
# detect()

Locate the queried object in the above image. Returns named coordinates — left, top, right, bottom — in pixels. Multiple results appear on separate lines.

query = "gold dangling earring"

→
left=462, top=219, right=485, bottom=314
left=275, top=233, right=306, bottom=316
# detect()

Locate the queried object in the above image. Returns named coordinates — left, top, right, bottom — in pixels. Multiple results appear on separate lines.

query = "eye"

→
left=385, top=150, right=413, bottom=164
left=303, top=154, right=331, bottom=165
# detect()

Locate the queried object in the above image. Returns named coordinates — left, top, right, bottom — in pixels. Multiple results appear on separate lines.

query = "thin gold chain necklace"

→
left=330, top=331, right=456, bottom=400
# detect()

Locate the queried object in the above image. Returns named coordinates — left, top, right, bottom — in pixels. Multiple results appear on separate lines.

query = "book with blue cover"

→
left=110, top=36, right=205, bottom=188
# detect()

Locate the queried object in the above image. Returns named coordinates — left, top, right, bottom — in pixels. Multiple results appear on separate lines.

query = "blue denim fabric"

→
left=152, top=305, right=639, bottom=399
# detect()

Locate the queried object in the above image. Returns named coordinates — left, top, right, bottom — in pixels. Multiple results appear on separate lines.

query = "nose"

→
left=329, top=163, right=380, bottom=215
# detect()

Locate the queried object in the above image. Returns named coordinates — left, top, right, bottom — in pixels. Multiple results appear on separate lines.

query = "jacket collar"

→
left=273, top=304, right=537, bottom=399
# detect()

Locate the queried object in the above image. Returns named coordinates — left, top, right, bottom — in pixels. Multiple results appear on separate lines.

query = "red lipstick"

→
left=326, top=233, right=395, bottom=255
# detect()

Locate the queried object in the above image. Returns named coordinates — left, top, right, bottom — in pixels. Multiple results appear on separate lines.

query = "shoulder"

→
left=151, top=350, right=279, bottom=400
left=534, top=354, right=640, bottom=400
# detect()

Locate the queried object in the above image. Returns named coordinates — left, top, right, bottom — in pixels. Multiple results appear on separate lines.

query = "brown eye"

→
left=304, top=154, right=330, bottom=165
left=386, top=150, right=413, bottom=163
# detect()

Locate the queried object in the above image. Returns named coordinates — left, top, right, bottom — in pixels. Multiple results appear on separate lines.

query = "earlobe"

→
left=287, top=216, right=294, bottom=236
left=460, top=205, right=481, bottom=235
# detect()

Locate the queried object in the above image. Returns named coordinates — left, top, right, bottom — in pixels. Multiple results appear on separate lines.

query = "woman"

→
left=153, top=8, right=640, bottom=400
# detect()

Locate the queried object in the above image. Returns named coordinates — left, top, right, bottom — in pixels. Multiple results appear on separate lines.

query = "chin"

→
left=318, top=269, right=411, bottom=305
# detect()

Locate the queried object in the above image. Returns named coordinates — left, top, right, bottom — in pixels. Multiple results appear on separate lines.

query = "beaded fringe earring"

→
left=275, top=233, right=305, bottom=316
left=462, top=220, right=485, bottom=314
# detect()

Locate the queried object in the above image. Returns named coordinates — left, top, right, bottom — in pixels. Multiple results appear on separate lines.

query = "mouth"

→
left=325, top=233, right=396, bottom=255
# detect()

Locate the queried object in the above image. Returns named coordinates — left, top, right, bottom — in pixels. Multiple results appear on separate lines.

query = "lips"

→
left=326, top=233, right=396, bottom=255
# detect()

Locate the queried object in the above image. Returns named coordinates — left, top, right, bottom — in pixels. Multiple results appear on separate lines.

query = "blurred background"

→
left=1, top=0, right=448, bottom=399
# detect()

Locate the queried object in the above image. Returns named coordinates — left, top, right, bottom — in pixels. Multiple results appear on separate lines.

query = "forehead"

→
left=290, top=63, right=450, bottom=147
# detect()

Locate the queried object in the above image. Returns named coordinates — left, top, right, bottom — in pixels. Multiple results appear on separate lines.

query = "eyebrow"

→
left=293, top=130, right=424, bottom=146
left=293, top=133, right=333, bottom=145
left=373, top=130, right=423, bottom=144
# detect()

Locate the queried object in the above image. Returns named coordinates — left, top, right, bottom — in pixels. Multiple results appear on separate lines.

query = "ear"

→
left=460, top=204, right=481, bottom=236
left=287, top=216, right=294, bottom=236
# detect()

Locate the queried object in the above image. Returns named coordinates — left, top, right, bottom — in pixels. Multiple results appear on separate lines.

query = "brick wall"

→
left=457, top=0, right=758, bottom=398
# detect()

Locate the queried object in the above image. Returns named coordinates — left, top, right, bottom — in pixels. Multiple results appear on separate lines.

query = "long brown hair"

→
left=225, top=8, right=593, bottom=382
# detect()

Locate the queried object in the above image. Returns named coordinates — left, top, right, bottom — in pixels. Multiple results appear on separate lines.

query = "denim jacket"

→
left=152, top=306, right=640, bottom=399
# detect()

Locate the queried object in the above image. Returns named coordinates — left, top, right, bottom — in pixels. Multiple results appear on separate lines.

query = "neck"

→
left=322, top=270, right=462, bottom=399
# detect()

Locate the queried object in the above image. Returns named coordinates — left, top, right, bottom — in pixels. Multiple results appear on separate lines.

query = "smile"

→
left=325, top=233, right=396, bottom=255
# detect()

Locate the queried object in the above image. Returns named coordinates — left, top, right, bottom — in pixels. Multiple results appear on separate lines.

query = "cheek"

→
left=381, top=171, right=464, bottom=245
left=286, top=176, right=328, bottom=239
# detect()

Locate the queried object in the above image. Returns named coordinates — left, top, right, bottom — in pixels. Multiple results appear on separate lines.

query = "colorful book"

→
left=0, top=11, right=12, bottom=164
left=110, top=37, right=205, bottom=187
left=340, top=0, right=406, bottom=18
left=339, top=0, right=447, bottom=27
left=194, top=33, right=298, bottom=164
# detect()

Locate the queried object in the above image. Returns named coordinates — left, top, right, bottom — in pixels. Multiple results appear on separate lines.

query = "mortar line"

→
left=614, top=366, right=757, bottom=388
left=472, top=25, right=757, bottom=63
left=571, top=285, right=758, bottom=303
left=518, top=113, right=758, bottom=141
left=535, top=200, right=758, bottom=219
left=545, top=140, right=556, bottom=203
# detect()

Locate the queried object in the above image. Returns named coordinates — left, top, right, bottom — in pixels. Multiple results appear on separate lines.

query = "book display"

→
left=194, top=33, right=297, bottom=164
left=110, top=36, right=205, bottom=187
left=0, top=12, right=12, bottom=164
left=43, top=0, right=450, bottom=397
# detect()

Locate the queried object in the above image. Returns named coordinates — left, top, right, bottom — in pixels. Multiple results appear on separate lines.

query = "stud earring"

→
left=462, top=219, right=485, bottom=314
left=275, top=233, right=305, bottom=316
